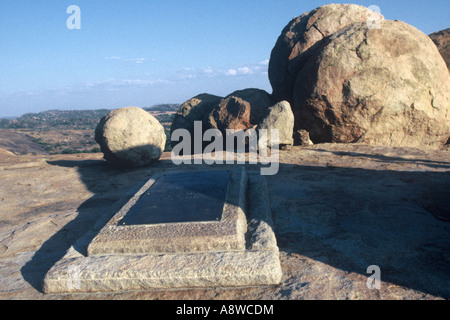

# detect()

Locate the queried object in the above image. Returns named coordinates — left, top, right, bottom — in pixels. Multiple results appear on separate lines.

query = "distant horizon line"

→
left=0, top=103, right=181, bottom=120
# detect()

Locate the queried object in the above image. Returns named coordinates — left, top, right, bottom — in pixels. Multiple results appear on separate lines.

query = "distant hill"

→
left=0, top=105, right=179, bottom=131
left=143, top=104, right=179, bottom=113
left=0, top=129, right=48, bottom=155
left=1, top=109, right=111, bottom=131
left=0, top=105, right=180, bottom=154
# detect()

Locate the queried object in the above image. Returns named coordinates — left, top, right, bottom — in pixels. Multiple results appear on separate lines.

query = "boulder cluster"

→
left=270, top=4, right=449, bottom=149
left=170, top=89, right=295, bottom=150
left=172, top=3, right=449, bottom=151
left=96, top=4, right=450, bottom=167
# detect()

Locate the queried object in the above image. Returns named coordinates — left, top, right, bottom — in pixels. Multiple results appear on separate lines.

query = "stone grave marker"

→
left=87, top=169, right=247, bottom=255
left=43, top=167, right=282, bottom=293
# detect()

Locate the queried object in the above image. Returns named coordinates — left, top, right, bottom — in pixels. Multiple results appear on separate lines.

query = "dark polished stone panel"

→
left=120, top=170, right=230, bottom=225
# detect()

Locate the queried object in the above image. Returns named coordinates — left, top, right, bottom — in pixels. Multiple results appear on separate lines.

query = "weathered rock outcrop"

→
left=207, top=88, right=272, bottom=132
left=269, top=4, right=384, bottom=103
left=170, top=90, right=272, bottom=151
left=170, top=93, right=222, bottom=148
left=293, top=129, right=313, bottom=146
left=292, top=20, right=450, bottom=149
left=429, top=28, right=450, bottom=69
left=95, top=107, right=166, bottom=167
left=258, top=100, right=294, bottom=147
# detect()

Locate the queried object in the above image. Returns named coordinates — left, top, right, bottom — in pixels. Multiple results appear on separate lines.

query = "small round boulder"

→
left=95, top=107, right=166, bottom=167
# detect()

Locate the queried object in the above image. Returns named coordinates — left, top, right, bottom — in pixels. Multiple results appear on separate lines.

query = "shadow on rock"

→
left=20, top=148, right=450, bottom=299
left=268, top=162, right=450, bottom=298
left=20, top=156, right=173, bottom=292
left=314, top=149, right=450, bottom=170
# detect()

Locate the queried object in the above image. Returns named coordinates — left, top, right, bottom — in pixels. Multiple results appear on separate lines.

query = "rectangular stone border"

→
left=87, top=168, right=248, bottom=255
left=42, top=170, right=282, bottom=293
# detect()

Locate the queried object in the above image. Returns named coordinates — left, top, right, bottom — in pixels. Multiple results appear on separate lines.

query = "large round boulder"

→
left=95, top=107, right=166, bottom=167
left=293, top=20, right=450, bottom=149
left=207, top=88, right=272, bottom=132
left=269, top=4, right=383, bottom=103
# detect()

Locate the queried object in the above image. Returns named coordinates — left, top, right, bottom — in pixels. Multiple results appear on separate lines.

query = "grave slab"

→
left=43, top=169, right=282, bottom=293
left=120, top=170, right=230, bottom=225
left=87, top=168, right=247, bottom=255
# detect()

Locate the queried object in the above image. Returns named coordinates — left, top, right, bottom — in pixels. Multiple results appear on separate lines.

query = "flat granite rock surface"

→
left=0, top=143, right=449, bottom=299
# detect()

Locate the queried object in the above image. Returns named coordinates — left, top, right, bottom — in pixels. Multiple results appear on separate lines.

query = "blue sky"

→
left=0, top=0, right=448, bottom=118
